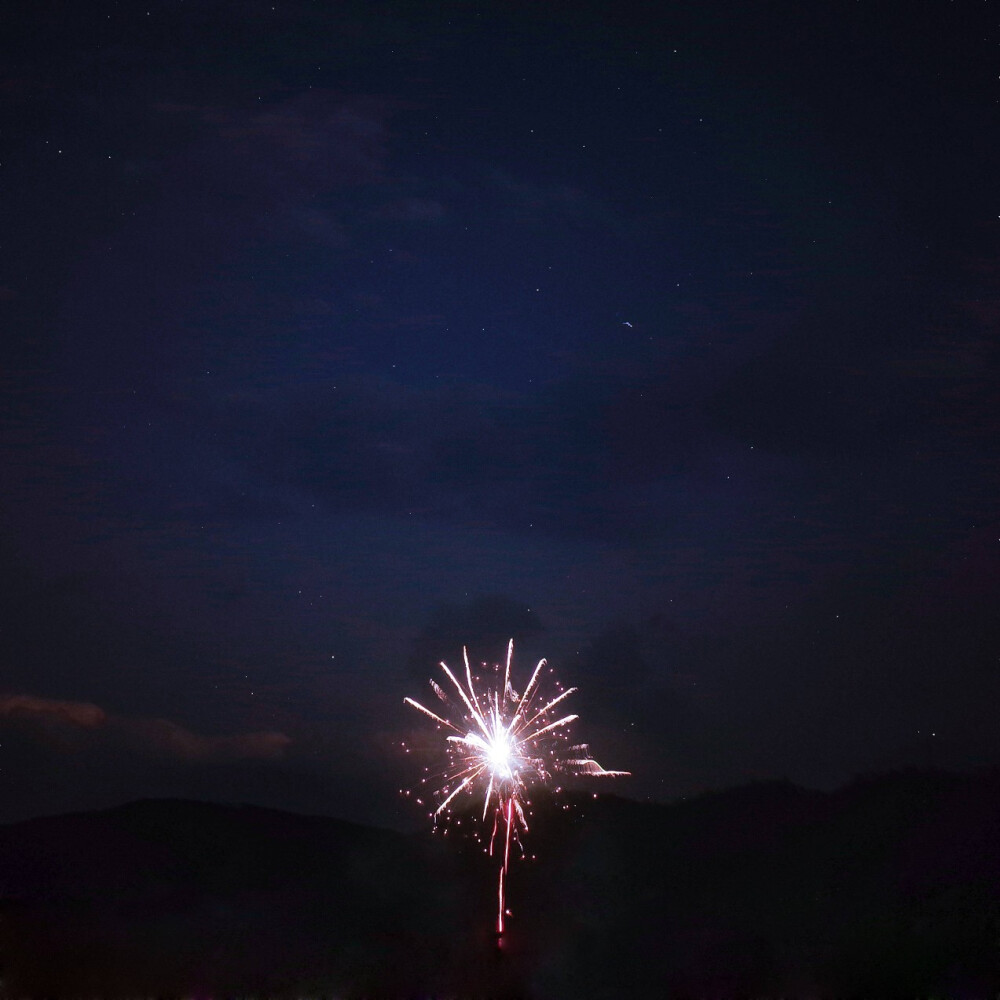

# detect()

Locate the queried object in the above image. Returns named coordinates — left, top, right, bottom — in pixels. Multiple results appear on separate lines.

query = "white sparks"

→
left=404, top=638, right=629, bottom=934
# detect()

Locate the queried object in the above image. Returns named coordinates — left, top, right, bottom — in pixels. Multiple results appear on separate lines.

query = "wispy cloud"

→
left=0, top=694, right=290, bottom=762
left=0, top=694, right=107, bottom=728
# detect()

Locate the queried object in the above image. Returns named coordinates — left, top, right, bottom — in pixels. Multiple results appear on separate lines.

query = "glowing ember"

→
left=403, top=638, right=629, bottom=934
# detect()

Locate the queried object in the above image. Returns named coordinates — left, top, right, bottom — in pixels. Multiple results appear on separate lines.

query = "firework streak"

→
left=404, top=639, right=629, bottom=934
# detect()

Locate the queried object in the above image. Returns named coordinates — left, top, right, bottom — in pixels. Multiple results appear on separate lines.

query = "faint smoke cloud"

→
left=120, top=717, right=292, bottom=761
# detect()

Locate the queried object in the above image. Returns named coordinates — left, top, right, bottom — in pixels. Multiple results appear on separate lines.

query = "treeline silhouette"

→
left=1, top=768, right=999, bottom=997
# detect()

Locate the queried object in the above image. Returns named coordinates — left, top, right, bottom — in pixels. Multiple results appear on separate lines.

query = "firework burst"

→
left=403, top=639, right=629, bottom=934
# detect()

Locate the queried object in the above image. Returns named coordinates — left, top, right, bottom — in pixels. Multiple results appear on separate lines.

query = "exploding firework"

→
left=403, top=639, right=629, bottom=935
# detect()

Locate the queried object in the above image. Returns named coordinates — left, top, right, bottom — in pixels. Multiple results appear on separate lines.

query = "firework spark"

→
left=403, top=639, right=629, bottom=935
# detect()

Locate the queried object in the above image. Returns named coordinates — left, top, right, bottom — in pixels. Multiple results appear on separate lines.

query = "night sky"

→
left=2, top=0, right=998, bottom=830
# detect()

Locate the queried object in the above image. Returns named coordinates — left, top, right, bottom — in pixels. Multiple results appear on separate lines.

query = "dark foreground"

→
left=2, top=769, right=999, bottom=998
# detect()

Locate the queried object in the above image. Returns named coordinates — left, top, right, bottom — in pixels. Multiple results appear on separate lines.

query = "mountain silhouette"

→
left=2, top=770, right=1000, bottom=997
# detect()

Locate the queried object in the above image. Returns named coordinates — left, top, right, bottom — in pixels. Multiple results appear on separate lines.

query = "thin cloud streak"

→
left=0, top=694, right=291, bottom=762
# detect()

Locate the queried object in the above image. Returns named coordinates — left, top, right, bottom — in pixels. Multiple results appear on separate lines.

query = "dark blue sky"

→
left=2, top=0, right=998, bottom=827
